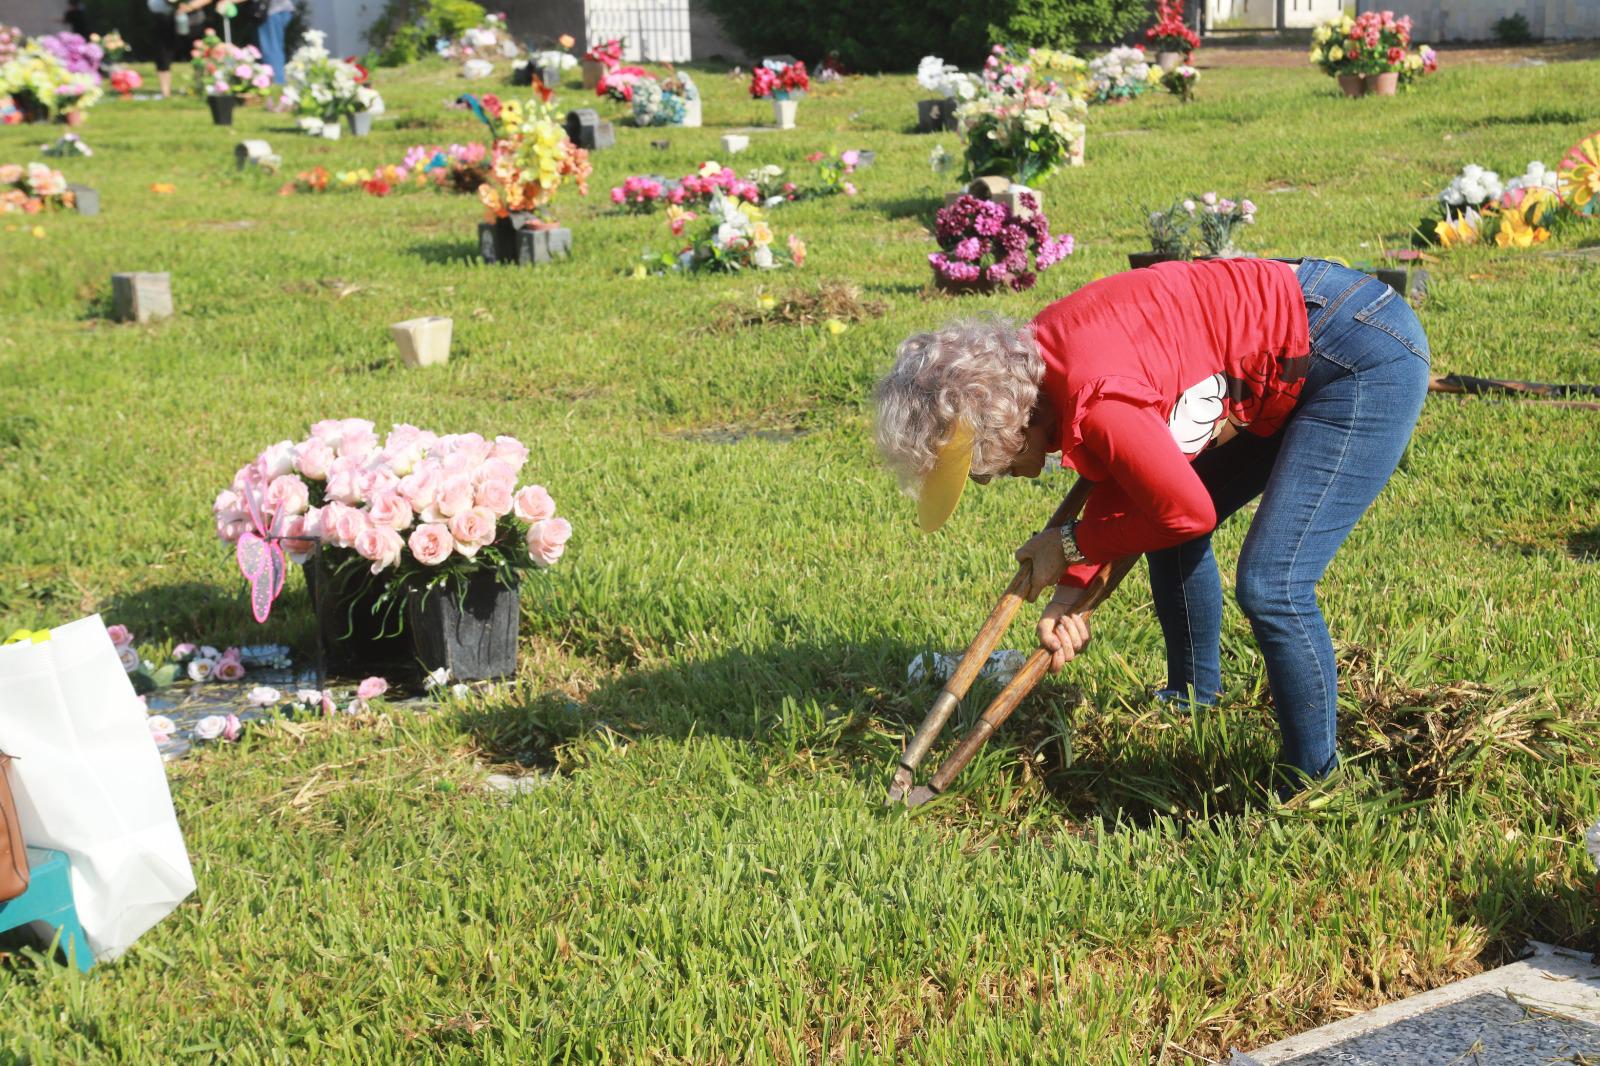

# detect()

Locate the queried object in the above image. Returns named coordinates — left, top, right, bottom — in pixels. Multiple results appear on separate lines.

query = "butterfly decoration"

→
left=234, top=466, right=288, bottom=624
left=459, top=93, right=500, bottom=140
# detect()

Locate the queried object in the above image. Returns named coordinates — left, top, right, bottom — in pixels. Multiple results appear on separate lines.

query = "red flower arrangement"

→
left=1146, top=0, right=1200, bottom=53
left=583, top=39, right=622, bottom=68
left=749, top=60, right=808, bottom=99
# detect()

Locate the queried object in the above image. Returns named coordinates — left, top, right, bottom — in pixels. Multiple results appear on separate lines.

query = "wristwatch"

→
left=1059, top=519, right=1086, bottom=566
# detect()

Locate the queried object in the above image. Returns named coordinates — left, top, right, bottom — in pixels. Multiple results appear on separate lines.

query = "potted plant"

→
left=959, top=46, right=1088, bottom=185
left=581, top=38, right=621, bottom=89
left=282, top=29, right=383, bottom=137
left=1190, top=192, right=1256, bottom=257
left=750, top=58, right=808, bottom=129
left=636, top=191, right=806, bottom=274
left=1130, top=200, right=1194, bottom=268
left=1145, top=0, right=1200, bottom=73
left=1353, top=10, right=1413, bottom=96
left=476, top=97, right=591, bottom=265
left=1160, top=64, right=1199, bottom=103
left=214, top=421, right=573, bottom=680
left=37, top=32, right=103, bottom=125
left=191, top=31, right=272, bottom=126
left=929, top=192, right=1074, bottom=294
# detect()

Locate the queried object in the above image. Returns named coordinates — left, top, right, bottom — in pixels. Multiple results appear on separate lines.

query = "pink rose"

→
left=273, top=512, right=316, bottom=563
left=357, top=676, right=388, bottom=700
left=512, top=484, right=555, bottom=524
left=435, top=475, right=474, bottom=518
left=490, top=435, right=528, bottom=469
left=526, top=517, right=572, bottom=567
left=295, top=438, right=334, bottom=480
left=222, top=714, right=242, bottom=741
left=355, top=524, right=405, bottom=573
left=367, top=491, right=415, bottom=532
left=173, top=642, right=196, bottom=657
left=473, top=458, right=518, bottom=491
left=266, top=474, right=310, bottom=517
left=475, top=478, right=513, bottom=516
left=327, top=503, right=369, bottom=549
left=106, top=624, right=132, bottom=647
left=324, top=457, right=365, bottom=505
left=398, top=463, right=442, bottom=512
left=260, top=440, right=296, bottom=478
left=448, top=506, right=498, bottom=556
left=407, top=523, right=455, bottom=566
left=215, top=657, right=245, bottom=681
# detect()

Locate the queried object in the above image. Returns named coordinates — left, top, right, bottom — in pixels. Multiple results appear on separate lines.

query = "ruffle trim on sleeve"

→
left=1058, top=374, right=1169, bottom=477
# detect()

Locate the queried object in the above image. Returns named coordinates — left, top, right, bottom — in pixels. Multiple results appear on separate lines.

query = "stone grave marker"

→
left=111, top=272, right=173, bottom=324
left=564, top=109, right=614, bottom=151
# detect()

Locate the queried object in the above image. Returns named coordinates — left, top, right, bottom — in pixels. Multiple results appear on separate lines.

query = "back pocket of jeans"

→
left=1352, top=287, right=1430, bottom=362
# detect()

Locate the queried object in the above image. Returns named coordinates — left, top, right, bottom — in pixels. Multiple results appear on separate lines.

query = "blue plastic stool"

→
left=0, top=848, right=93, bottom=973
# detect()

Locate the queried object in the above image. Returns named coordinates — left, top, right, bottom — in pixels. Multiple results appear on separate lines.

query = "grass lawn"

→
left=1, top=47, right=1598, bottom=1062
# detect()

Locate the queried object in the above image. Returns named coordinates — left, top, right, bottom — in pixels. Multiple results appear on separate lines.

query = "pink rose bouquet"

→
left=215, top=420, right=571, bottom=622
left=190, top=32, right=274, bottom=98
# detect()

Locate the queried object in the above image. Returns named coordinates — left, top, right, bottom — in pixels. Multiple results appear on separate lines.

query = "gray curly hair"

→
left=874, top=317, right=1044, bottom=490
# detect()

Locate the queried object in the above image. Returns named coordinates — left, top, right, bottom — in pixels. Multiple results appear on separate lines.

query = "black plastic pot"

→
left=207, top=94, right=237, bottom=126
left=305, top=560, right=412, bottom=676
left=1127, top=251, right=1186, bottom=270
left=405, top=570, right=521, bottom=681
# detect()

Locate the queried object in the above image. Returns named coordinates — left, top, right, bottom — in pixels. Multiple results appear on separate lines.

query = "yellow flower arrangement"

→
left=1434, top=208, right=1481, bottom=249
left=1491, top=206, right=1549, bottom=248
left=477, top=99, right=591, bottom=222
left=1558, top=131, right=1599, bottom=213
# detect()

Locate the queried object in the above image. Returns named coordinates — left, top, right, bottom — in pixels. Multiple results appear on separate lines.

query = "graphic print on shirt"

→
left=1167, top=372, right=1230, bottom=454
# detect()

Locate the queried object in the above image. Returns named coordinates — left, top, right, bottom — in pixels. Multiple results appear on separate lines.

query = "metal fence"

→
left=585, top=0, right=693, bottom=63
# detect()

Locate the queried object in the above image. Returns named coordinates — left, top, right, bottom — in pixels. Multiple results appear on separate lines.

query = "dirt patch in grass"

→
left=707, top=279, right=887, bottom=333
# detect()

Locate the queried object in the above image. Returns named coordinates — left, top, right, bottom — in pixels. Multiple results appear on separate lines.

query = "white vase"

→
left=1157, top=51, right=1181, bottom=73
left=390, top=317, right=453, bottom=368
left=346, top=110, right=373, bottom=136
left=320, top=121, right=341, bottom=141
left=771, top=97, right=797, bottom=129
left=681, top=97, right=702, bottom=128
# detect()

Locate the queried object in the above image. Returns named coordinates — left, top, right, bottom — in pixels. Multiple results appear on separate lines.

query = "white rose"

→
left=187, top=658, right=215, bottom=682
left=193, top=715, right=226, bottom=741
left=246, top=686, right=282, bottom=706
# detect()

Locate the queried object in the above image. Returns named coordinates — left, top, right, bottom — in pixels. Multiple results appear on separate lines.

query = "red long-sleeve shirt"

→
left=1030, top=259, right=1311, bottom=587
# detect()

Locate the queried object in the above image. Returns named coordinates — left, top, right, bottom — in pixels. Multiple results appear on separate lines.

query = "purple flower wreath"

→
left=929, top=193, right=1074, bottom=293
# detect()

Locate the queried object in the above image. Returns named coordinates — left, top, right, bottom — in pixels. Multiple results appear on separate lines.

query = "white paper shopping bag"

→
left=0, top=615, right=196, bottom=960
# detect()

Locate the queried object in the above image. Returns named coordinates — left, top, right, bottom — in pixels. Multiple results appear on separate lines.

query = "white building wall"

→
left=1205, top=0, right=1345, bottom=30
left=1358, top=0, right=1600, bottom=40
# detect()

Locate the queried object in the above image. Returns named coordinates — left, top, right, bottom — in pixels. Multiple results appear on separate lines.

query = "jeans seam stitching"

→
left=1275, top=374, right=1356, bottom=771
left=1352, top=313, right=1429, bottom=362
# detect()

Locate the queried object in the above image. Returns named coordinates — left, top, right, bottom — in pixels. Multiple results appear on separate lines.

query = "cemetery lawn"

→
left=2, top=51, right=1599, bottom=1063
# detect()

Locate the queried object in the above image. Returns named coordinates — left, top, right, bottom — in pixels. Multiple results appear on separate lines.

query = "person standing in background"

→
left=257, top=0, right=295, bottom=85
left=64, top=1, right=91, bottom=36
left=147, top=0, right=215, bottom=98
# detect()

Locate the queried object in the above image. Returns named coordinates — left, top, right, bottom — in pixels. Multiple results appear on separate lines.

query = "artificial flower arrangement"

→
left=442, top=11, right=518, bottom=60
left=816, top=52, right=847, bottom=82
left=109, top=68, right=141, bottom=97
left=41, top=132, right=92, bottom=157
left=1428, top=158, right=1577, bottom=249
left=583, top=39, right=623, bottom=69
left=608, top=160, right=760, bottom=212
left=916, top=55, right=978, bottom=102
left=1145, top=0, right=1201, bottom=59
left=284, top=30, right=383, bottom=135
left=595, top=64, right=649, bottom=103
left=190, top=32, right=273, bottom=98
left=638, top=192, right=805, bottom=274
left=751, top=150, right=863, bottom=203
left=1308, top=12, right=1435, bottom=93
left=929, top=192, right=1074, bottom=294
left=214, top=420, right=572, bottom=647
left=1088, top=45, right=1159, bottom=103
left=105, top=621, right=288, bottom=691
left=1161, top=64, right=1199, bottom=101
left=477, top=97, right=592, bottom=226
left=1141, top=193, right=1257, bottom=258
left=631, top=67, right=698, bottom=126
left=278, top=144, right=488, bottom=198
left=91, top=30, right=127, bottom=64
left=958, top=44, right=1088, bottom=185
left=0, top=161, right=75, bottom=213
left=0, top=24, right=22, bottom=65
left=749, top=58, right=808, bottom=100
left=0, top=40, right=102, bottom=119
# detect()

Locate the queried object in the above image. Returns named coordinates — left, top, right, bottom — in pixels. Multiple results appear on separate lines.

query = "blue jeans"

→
left=1146, top=259, right=1430, bottom=779
left=259, top=10, right=293, bottom=84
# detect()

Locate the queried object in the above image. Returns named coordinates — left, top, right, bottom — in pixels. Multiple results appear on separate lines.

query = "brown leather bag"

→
left=0, top=752, right=28, bottom=902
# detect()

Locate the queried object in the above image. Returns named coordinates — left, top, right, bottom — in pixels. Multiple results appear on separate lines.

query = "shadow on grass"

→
left=100, top=579, right=318, bottom=651
left=1569, top=525, right=1600, bottom=562
left=871, top=194, right=942, bottom=227
left=407, top=241, right=481, bottom=267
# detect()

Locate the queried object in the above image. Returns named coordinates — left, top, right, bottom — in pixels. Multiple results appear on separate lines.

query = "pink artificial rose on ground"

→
left=408, top=523, right=455, bottom=565
left=357, top=676, right=388, bottom=700
left=526, top=517, right=572, bottom=566
left=106, top=624, right=132, bottom=647
left=513, top=485, right=555, bottom=524
left=173, top=642, right=196, bottom=657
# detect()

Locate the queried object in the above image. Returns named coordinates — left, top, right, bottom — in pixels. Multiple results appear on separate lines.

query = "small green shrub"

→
left=1492, top=13, right=1534, bottom=44
left=421, top=0, right=486, bottom=41
left=376, top=23, right=430, bottom=66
